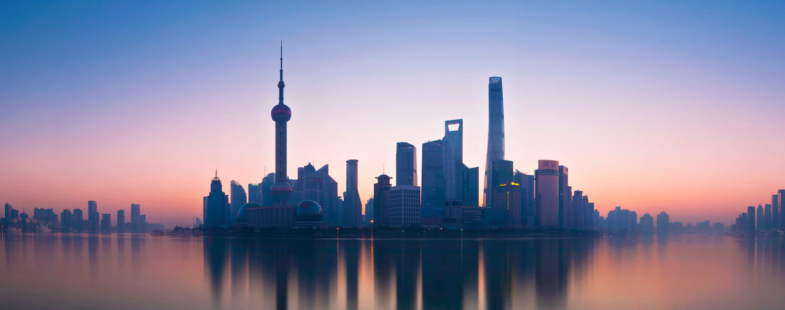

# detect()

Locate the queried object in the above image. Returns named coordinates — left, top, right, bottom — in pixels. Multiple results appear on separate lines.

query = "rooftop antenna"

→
left=215, top=169, right=218, bottom=178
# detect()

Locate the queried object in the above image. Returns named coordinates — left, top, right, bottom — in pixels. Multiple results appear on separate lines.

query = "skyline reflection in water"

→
left=2, top=234, right=785, bottom=309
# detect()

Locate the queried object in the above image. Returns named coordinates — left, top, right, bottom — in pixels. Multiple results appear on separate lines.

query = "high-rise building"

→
left=587, top=201, right=595, bottom=230
left=101, top=214, right=111, bottom=232
left=205, top=171, right=229, bottom=228
left=765, top=204, right=772, bottom=231
left=773, top=194, right=780, bottom=230
left=748, top=206, right=756, bottom=232
left=535, top=160, right=560, bottom=227
left=640, top=213, right=655, bottom=233
left=117, top=210, right=125, bottom=233
left=443, top=119, right=463, bottom=200
left=140, top=215, right=147, bottom=231
left=88, top=200, right=99, bottom=232
left=488, top=160, right=513, bottom=211
left=514, top=171, right=536, bottom=227
left=656, top=211, right=670, bottom=233
left=60, top=209, right=72, bottom=231
left=422, top=140, right=445, bottom=210
left=558, top=165, right=570, bottom=229
left=757, top=205, right=764, bottom=231
left=483, top=77, right=505, bottom=208
left=364, top=198, right=374, bottom=226
left=390, top=185, right=421, bottom=227
left=456, top=163, right=479, bottom=207
left=4, top=203, right=10, bottom=219
left=342, top=159, right=363, bottom=227
left=229, top=181, right=247, bottom=226
left=292, top=163, right=341, bottom=225
left=373, top=174, right=393, bottom=227
left=73, top=209, right=83, bottom=231
left=260, top=173, right=276, bottom=206
left=131, top=203, right=141, bottom=232
left=270, top=43, right=294, bottom=208
left=779, top=190, right=785, bottom=230
left=493, top=182, right=522, bottom=227
left=248, top=183, right=261, bottom=204
left=396, top=142, right=417, bottom=186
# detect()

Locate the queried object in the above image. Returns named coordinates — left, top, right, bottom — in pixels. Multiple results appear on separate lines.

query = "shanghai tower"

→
left=270, top=43, right=293, bottom=205
left=482, top=77, right=505, bottom=207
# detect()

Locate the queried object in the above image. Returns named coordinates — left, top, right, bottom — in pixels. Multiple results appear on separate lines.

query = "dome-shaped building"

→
left=236, top=202, right=261, bottom=225
left=294, top=200, right=324, bottom=227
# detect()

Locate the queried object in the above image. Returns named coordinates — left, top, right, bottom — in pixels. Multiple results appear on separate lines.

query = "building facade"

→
left=230, top=181, right=247, bottom=226
left=483, top=77, right=505, bottom=208
left=535, top=160, right=560, bottom=227
left=390, top=185, right=421, bottom=227
left=422, top=140, right=445, bottom=210
left=373, top=174, right=393, bottom=226
left=396, top=142, right=417, bottom=186
left=443, top=119, right=463, bottom=201
left=342, top=159, right=363, bottom=227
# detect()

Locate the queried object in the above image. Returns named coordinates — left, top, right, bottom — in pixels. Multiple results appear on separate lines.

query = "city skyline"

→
left=2, top=2, right=785, bottom=228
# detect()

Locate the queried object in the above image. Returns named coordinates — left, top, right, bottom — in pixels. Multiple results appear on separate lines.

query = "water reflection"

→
left=6, top=234, right=785, bottom=309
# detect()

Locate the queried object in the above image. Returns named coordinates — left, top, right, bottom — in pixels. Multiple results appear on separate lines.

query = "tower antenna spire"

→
left=215, top=169, right=217, bottom=178
left=279, top=40, right=283, bottom=81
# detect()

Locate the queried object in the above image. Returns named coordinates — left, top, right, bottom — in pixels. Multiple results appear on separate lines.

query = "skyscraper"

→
left=757, top=205, right=764, bottom=231
left=205, top=171, right=229, bottom=228
left=260, top=173, right=275, bottom=206
left=73, top=209, right=83, bottom=231
left=657, top=211, right=670, bottom=233
left=373, top=174, right=393, bottom=227
left=535, top=160, right=560, bottom=227
left=364, top=198, right=374, bottom=226
left=248, top=183, right=261, bottom=205
left=342, top=159, right=362, bottom=227
left=88, top=200, right=98, bottom=232
left=131, top=203, right=141, bottom=232
left=493, top=182, right=522, bottom=227
left=292, top=163, right=341, bottom=225
left=773, top=194, right=780, bottom=230
left=765, top=204, right=772, bottom=231
left=443, top=119, right=463, bottom=200
left=60, top=209, right=72, bottom=231
left=640, top=213, right=655, bottom=233
left=514, top=171, right=536, bottom=227
left=779, top=190, right=785, bottom=230
left=488, top=159, right=513, bottom=211
left=101, top=214, right=111, bottom=233
left=456, top=163, right=479, bottom=207
left=270, top=43, right=294, bottom=207
left=748, top=206, right=756, bottom=232
left=572, top=191, right=584, bottom=229
left=117, top=210, right=125, bottom=233
left=558, top=165, right=570, bottom=229
left=422, top=140, right=445, bottom=210
left=390, top=185, right=421, bottom=227
left=4, top=203, right=10, bottom=219
left=483, top=76, right=505, bottom=207
left=229, top=181, right=247, bottom=226
left=396, top=142, right=417, bottom=186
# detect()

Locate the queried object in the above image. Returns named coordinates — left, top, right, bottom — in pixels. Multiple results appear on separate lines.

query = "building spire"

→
left=215, top=169, right=218, bottom=178
left=278, top=40, right=285, bottom=106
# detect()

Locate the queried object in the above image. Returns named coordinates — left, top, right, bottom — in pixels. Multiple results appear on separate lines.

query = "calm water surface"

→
left=0, top=233, right=782, bottom=310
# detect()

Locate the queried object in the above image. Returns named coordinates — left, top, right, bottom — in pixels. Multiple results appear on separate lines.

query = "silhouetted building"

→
left=248, top=183, right=261, bottom=204
left=3, top=203, right=11, bottom=219
left=779, top=190, right=785, bottom=230
left=88, top=200, right=99, bottom=232
left=488, top=159, right=514, bottom=211
left=140, top=215, right=147, bottom=231
left=493, top=182, right=522, bottom=227
left=765, top=204, right=772, bottom=231
left=364, top=198, right=374, bottom=226
left=396, top=142, right=417, bottom=186
left=260, top=173, right=276, bottom=206
left=535, top=160, right=560, bottom=227
left=558, top=165, right=570, bottom=229
left=757, top=205, right=764, bottom=231
left=342, top=159, right=363, bottom=227
left=443, top=119, right=463, bottom=201
left=117, top=210, right=125, bottom=233
left=131, top=203, right=141, bottom=232
left=373, top=174, right=393, bottom=226
left=657, top=211, right=670, bottom=233
left=773, top=194, right=780, bottom=230
left=230, top=181, right=247, bottom=226
left=390, top=185, right=421, bottom=227
left=640, top=213, right=654, bottom=233
left=270, top=44, right=294, bottom=209
left=205, top=171, right=229, bottom=228
left=748, top=206, right=756, bottom=232
left=483, top=76, right=505, bottom=207
left=60, top=209, right=72, bottom=231
left=73, top=209, right=83, bottom=231
left=422, top=140, right=445, bottom=210
left=292, top=163, right=342, bottom=225
left=101, top=214, right=111, bottom=232
left=514, top=171, right=536, bottom=227
left=456, top=163, right=479, bottom=207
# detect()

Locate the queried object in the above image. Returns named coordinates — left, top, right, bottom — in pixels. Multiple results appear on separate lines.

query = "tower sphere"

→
left=271, top=104, right=291, bottom=122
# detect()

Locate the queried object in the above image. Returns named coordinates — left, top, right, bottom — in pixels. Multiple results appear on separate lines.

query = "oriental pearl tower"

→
left=270, top=42, right=293, bottom=205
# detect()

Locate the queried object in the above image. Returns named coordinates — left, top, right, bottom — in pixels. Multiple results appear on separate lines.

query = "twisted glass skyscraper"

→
left=482, top=77, right=505, bottom=207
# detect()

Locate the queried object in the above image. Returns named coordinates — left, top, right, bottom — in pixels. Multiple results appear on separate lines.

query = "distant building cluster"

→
left=2, top=202, right=162, bottom=233
left=731, top=190, right=785, bottom=235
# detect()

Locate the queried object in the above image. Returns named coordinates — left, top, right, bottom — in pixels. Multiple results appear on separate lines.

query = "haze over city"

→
left=2, top=1, right=784, bottom=227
